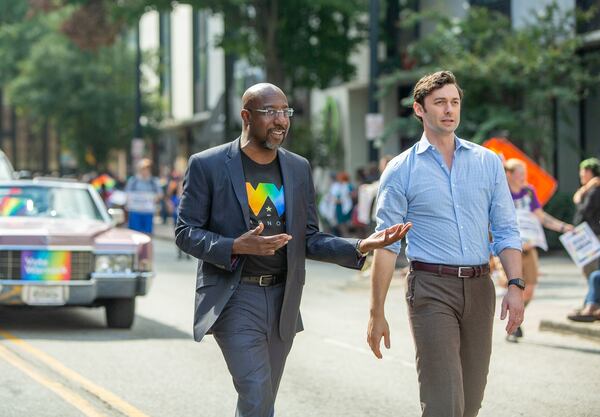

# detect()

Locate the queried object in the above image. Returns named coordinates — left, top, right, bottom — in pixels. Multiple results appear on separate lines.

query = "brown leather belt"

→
left=240, top=274, right=285, bottom=287
left=410, top=261, right=490, bottom=278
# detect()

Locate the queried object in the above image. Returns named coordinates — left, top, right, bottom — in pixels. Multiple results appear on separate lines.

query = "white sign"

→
left=365, top=113, right=384, bottom=140
left=126, top=191, right=156, bottom=213
left=559, top=222, right=600, bottom=268
left=516, top=209, right=548, bottom=251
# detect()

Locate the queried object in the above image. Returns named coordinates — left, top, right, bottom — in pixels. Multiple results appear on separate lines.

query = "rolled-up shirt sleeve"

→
left=375, top=166, right=408, bottom=254
left=489, top=156, right=521, bottom=255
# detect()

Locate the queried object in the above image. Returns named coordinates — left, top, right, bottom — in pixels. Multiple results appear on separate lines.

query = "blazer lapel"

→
left=278, top=148, right=294, bottom=235
left=226, top=138, right=250, bottom=229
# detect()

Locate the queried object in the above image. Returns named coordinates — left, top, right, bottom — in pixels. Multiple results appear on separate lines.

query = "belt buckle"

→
left=258, top=275, right=271, bottom=286
left=458, top=267, right=471, bottom=278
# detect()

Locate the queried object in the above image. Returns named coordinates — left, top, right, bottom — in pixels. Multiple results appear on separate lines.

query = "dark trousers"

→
left=212, top=282, right=293, bottom=417
left=406, top=270, right=496, bottom=417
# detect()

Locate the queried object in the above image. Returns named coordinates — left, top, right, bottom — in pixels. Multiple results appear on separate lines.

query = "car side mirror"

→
left=108, top=208, right=126, bottom=226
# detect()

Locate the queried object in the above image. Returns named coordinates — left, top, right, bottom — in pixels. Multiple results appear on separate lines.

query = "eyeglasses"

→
left=245, top=108, right=294, bottom=118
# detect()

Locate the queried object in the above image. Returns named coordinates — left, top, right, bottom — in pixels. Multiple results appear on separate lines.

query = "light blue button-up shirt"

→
left=375, top=134, right=521, bottom=265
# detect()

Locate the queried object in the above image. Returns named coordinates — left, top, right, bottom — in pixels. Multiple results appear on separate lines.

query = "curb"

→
left=539, top=319, right=600, bottom=341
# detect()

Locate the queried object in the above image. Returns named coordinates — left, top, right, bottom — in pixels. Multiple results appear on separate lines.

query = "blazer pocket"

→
left=196, top=274, right=218, bottom=289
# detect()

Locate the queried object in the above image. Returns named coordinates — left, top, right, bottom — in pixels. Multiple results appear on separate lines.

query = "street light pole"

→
left=131, top=20, right=143, bottom=177
left=134, top=22, right=142, bottom=142
left=368, top=0, right=380, bottom=163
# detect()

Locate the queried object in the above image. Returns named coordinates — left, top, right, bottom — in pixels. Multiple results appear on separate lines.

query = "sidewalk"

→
left=151, top=219, right=600, bottom=342
left=532, top=253, right=600, bottom=341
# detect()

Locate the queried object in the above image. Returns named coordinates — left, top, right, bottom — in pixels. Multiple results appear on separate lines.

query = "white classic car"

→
left=0, top=178, right=154, bottom=328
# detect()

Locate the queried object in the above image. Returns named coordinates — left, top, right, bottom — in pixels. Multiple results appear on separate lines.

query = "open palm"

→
left=361, top=223, right=412, bottom=253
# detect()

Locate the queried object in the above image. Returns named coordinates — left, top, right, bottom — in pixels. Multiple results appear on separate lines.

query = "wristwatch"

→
left=508, top=278, right=526, bottom=290
left=355, top=239, right=367, bottom=256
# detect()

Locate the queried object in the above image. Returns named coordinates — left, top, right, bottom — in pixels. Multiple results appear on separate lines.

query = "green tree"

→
left=0, top=1, right=46, bottom=86
left=71, top=0, right=367, bottom=91
left=57, top=0, right=367, bottom=124
left=50, top=0, right=367, bottom=165
left=380, top=4, right=600, bottom=160
left=0, top=1, right=158, bottom=168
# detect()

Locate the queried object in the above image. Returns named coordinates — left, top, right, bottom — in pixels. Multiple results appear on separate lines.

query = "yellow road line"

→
left=0, top=330, right=151, bottom=417
left=0, top=343, right=109, bottom=417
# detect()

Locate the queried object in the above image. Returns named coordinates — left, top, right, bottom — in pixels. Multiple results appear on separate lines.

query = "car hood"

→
left=0, top=218, right=112, bottom=246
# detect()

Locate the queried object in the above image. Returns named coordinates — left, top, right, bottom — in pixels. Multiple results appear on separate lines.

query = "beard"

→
left=263, top=138, right=283, bottom=150
left=261, top=128, right=287, bottom=150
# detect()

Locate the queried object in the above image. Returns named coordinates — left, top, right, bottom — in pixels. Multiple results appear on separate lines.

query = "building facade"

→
left=139, top=5, right=228, bottom=176
left=311, top=0, right=600, bottom=193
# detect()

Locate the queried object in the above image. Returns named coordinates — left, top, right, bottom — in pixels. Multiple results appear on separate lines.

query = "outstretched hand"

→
left=232, top=223, right=292, bottom=256
left=359, top=223, right=412, bottom=254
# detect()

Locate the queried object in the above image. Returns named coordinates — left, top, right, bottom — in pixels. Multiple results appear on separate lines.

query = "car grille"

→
left=0, top=250, right=94, bottom=280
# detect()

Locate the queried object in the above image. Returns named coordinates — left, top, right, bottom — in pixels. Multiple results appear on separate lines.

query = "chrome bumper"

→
left=0, top=272, right=154, bottom=306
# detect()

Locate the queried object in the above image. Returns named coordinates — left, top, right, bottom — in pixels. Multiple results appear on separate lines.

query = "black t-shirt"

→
left=241, top=151, right=287, bottom=275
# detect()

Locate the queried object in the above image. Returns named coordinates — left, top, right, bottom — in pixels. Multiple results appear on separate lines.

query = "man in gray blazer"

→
left=175, top=83, right=410, bottom=417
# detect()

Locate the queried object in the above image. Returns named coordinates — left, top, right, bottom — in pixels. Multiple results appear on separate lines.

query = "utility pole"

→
left=131, top=20, right=143, bottom=176
left=367, top=0, right=380, bottom=163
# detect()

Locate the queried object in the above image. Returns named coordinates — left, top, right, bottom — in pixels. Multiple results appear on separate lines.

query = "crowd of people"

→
left=317, top=156, right=393, bottom=239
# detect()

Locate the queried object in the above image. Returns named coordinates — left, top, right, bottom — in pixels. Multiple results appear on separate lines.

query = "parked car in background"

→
left=0, top=150, right=15, bottom=180
left=0, top=178, right=154, bottom=328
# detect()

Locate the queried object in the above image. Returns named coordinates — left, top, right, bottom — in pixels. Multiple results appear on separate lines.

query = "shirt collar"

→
left=416, top=133, right=473, bottom=154
left=415, top=134, right=433, bottom=154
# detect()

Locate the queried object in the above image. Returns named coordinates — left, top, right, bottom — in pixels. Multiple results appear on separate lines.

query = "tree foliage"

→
left=381, top=3, right=600, bottom=160
left=58, top=0, right=367, bottom=92
left=0, top=1, right=157, bottom=168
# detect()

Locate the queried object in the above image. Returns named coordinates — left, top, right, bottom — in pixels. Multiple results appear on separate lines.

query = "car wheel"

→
left=105, top=298, right=135, bottom=329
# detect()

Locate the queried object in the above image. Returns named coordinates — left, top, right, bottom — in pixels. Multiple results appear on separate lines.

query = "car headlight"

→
left=94, top=254, right=134, bottom=273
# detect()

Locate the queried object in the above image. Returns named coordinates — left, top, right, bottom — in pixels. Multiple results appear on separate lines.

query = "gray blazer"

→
left=175, top=138, right=365, bottom=342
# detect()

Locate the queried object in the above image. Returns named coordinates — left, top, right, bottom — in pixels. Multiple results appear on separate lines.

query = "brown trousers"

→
left=406, top=270, right=496, bottom=417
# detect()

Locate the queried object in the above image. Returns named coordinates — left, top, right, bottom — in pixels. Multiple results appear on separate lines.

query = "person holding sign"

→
left=125, top=158, right=163, bottom=234
left=573, top=158, right=600, bottom=278
left=504, top=158, right=573, bottom=342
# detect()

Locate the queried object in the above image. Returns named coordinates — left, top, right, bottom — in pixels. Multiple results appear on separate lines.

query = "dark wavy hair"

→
left=412, top=71, right=463, bottom=123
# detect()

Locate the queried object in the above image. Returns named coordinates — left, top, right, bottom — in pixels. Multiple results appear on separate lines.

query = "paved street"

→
left=1, top=238, right=600, bottom=417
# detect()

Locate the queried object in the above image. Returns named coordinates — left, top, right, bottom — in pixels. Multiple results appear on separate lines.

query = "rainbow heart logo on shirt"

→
left=246, top=183, right=285, bottom=217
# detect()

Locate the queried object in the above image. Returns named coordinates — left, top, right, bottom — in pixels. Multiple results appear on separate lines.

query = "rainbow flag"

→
left=91, top=174, right=116, bottom=192
left=0, top=197, right=29, bottom=216
left=21, top=251, right=72, bottom=281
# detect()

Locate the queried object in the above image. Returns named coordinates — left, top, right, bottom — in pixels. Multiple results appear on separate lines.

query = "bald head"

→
left=242, top=83, right=287, bottom=109
left=240, top=83, right=290, bottom=151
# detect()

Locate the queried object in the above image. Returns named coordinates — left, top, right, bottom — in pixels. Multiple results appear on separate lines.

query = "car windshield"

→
left=0, top=185, right=105, bottom=221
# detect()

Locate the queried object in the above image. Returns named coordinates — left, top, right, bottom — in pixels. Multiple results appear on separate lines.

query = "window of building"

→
left=193, top=10, right=209, bottom=114
left=159, top=12, right=172, bottom=116
left=577, top=0, right=600, bottom=33
left=469, top=0, right=511, bottom=17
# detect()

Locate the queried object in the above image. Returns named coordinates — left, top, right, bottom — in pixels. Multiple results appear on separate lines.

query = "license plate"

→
left=21, top=285, right=68, bottom=306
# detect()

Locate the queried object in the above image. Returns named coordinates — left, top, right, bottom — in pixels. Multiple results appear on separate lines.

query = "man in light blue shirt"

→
left=367, top=71, right=524, bottom=417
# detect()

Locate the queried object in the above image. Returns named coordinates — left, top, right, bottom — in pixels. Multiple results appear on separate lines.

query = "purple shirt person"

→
left=504, top=158, right=573, bottom=342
